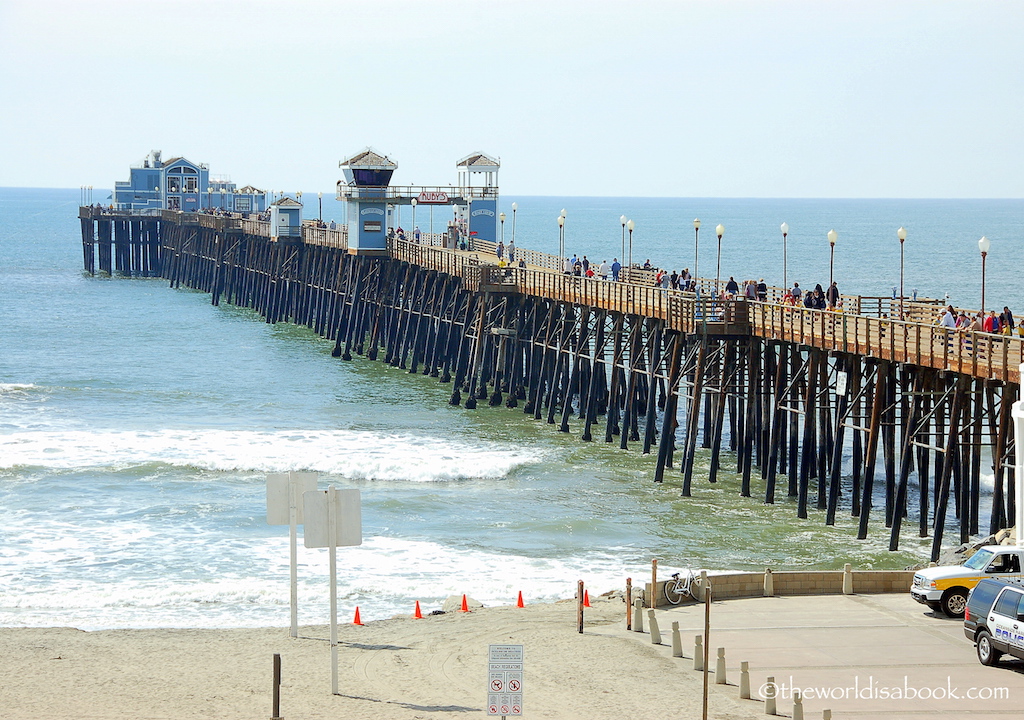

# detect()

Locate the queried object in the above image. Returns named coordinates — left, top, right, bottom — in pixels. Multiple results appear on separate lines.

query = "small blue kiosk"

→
left=337, top=148, right=500, bottom=255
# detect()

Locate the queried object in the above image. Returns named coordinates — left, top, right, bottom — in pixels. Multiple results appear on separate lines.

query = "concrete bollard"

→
left=671, top=621, right=683, bottom=657
left=693, top=635, right=703, bottom=671
left=764, top=675, right=777, bottom=715
left=763, top=567, right=774, bottom=596
left=739, top=661, right=750, bottom=699
left=632, top=598, right=644, bottom=633
left=715, top=647, right=727, bottom=684
left=647, top=609, right=661, bottom=644
left=842, top=563, right=853, bottom=595
left=793, top=690, right=804, bottom=720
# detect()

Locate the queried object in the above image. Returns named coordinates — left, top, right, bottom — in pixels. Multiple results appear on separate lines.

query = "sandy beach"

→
left=0, top=592, right=754, bottom=720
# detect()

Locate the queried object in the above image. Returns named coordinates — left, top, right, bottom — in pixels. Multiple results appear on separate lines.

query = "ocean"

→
left=1, top=187, right=1021, bottom=630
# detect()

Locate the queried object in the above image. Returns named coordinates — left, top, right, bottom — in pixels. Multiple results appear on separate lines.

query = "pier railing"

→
left=749, top=302, right=1023, bottom=384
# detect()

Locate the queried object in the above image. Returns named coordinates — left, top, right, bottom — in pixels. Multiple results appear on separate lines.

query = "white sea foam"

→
left=0, top=532, right=630, bottom=630
left=0, top=428, right=542, bottom=482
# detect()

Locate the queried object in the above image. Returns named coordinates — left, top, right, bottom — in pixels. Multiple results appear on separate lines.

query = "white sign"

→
left=303, top=488, right=362, bottom=548
left=417, top=191, right=449, bottom=204
left=487, top=645, right=523, bottom=716
left=360, top=207, right=385, bottom=215
left=266, top=472, right=318, bottom=525
left=836, top=371, right=848, bottom=397
left=266, top=472, right=319, bottom=638
left=472, top=208, right=495, bottom=217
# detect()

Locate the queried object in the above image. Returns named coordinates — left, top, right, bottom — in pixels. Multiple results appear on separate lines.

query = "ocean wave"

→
left=0, top=428, right=543, bottom=482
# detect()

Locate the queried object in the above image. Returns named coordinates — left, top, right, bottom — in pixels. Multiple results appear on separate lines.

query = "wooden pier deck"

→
left=79, top=207, right=1021, bottom=560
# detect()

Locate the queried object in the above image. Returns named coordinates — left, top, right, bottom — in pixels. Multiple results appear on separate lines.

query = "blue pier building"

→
left=112, top=150, right=268, bottom=214
left=337, top=148, right=500, bottom=255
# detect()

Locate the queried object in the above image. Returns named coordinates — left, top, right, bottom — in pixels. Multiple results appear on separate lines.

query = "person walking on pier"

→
left=497, top=240, right=505, bottom=260
left=611, top=258, right=621, bottom=281
left=789, top=282, right=802, bottom=304
left=984, top=310, right=999, bottom=333
left=757, top=278, right=768, bottom=302
left=670, top=269, right=679, bottom=290
left=826, top=281, right=840, bottom=309
left=414, top=226, right=421, bottom=243
left=725, top=276, right=739, bottom=298
left=1000, top=306, right=1015, bottom=334
left=599, top=259, right=610, bottom=280
left=508, top=240, right=515, bottom=262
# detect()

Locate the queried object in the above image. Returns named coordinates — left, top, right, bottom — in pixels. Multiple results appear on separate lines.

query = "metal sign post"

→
left=266, top=472, right=318, bottom=637
left=487, top=644, right=523, bottom=717
left=303, top=486, right=362, bottom=695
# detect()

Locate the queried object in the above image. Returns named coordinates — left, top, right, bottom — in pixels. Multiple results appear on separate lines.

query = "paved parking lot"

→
left=598, top=593, right=1024, bottom=719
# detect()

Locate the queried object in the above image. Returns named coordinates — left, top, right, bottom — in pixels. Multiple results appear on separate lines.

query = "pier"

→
left=78, top=155, right=1022, bottom=562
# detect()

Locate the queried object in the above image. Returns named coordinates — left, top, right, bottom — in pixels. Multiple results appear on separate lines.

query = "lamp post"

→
left=411, top=197, right=417, bottom=238
left=620, top=215, right=628, bottom=262
left=827, top=229, right=838, bottom=290
left=780, top=222, right=789, bottom=291
left=979, top=235, right=990, bottom=315
left=319, top=192, right=323, bottom=222
left=557, top=215, right=565, bottom=266
left=897, top=226, right=906, bottom=318
left=715, top=224, right=724, bottom=296
left=693, top=218, right=701, bottom=287
left=511, top=202, right=518, bottom=248
left=627, top=219, right=636, bottom=273
left=560, top=208, right=567, bottom=261
left=499, top=211, right=506, bottom=248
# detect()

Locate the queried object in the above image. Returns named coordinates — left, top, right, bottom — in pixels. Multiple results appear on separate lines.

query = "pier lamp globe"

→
left=621, top=215, right=628, bottom=260
left=978, top=235, right=990, bottom=314
left=827, top=229, right=838, bottom=290
left=557, top=214, right=566, bottom=264
left=897, top=226, right=907, bottom=318
left=781, top=222, right=790, bottom=291
left=499, top=211, right=506, bottom=247
left=693, top=218, right=701, bottom=286
left=626, top=219, right=636, bottom=274
left=715, top=224, right=724, bottom=296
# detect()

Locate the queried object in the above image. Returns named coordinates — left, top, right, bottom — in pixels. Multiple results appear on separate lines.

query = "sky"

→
left=0, top=0, right=1021, bottom=198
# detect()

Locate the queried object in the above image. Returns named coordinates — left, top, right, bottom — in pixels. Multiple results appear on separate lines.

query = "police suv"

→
left=964, top=578, right=1024, bottom=666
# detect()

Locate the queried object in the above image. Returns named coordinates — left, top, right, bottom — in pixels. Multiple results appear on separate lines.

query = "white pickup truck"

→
left=911, top=546, right=1024, bottom=617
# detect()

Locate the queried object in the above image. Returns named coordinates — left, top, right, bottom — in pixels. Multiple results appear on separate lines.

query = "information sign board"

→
left=487, top=644, right=523, bottom=716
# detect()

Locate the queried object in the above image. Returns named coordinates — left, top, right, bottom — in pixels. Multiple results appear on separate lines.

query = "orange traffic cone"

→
left=516, top=591, right=525, bottom=608
left=353, top=606, right=363, bottom=625
left=460, top=594, right=470, bottom=612
left=414, top=601, right=423, bottom=619
left=583, top=590, right=591, bottom=607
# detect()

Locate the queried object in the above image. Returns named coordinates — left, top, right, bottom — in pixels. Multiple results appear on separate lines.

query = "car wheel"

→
left=941, top=588, right=969, bottom=618
left=977, top=631, right=1002, bottom=666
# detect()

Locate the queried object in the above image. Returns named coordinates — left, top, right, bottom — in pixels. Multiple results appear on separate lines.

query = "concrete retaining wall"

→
left=647, top=568, right=914, bottom=607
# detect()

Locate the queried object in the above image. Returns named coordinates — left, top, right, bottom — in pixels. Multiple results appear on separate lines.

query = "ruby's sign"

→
left=417, top=191, right=449, bottom=204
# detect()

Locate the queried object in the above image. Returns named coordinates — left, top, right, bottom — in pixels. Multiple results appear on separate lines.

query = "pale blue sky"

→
left=1, top=0, right=1021, bottom=197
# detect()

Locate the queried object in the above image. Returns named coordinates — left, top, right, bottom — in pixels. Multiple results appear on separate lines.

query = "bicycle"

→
left=663, top=568, right=700, bottom=605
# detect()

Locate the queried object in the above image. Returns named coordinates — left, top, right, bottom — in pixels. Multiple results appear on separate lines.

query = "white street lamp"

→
left=781, top=222, right=790, bottom=291
left=715, top=223, right=724, bottom=295
left=827, top=229, right=838, bottom=289
left=897, top=226, right=907, bottom=318
left=627, top=218, right=636, bottom=273
left=979, top=235, right=991, bottom=314
left=693, top=218, right=701, bottom=287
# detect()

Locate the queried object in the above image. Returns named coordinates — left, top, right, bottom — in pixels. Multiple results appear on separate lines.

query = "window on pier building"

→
left=167, top=177, right=181, bottom=193
left=184, top=177, right=197, bottom=193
